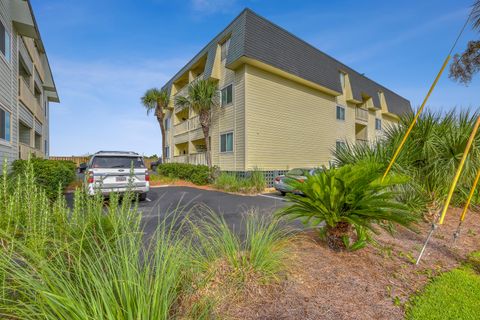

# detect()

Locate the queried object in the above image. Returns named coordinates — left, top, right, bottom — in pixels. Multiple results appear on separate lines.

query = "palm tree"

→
left=277, top=162, right=416, bottom=251
left=141, top=88, right=170, bottom=163
left=175, top=79, right=219, bottom=167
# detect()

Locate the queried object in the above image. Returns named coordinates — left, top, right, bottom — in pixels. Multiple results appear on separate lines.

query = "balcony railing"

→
left=172, top=152, right=208, bottom=166
left=18, top=77, right=45, bottom=122
left=174, top=121, right=189, bottom=135
left=355, top=108, right=368, bottom=121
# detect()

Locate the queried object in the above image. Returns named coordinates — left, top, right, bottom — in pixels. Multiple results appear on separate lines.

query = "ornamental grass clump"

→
left=277, top=162, right=417, bottom=251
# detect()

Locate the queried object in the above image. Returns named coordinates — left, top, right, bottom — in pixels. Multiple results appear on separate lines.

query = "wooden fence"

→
left=50, top=156, right=90, bottom=167
left=50, top=156, right=157, bottom=169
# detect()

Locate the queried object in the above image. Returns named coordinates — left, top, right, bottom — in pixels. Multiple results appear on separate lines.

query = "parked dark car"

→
left=150, top=158, right=162, bottom=172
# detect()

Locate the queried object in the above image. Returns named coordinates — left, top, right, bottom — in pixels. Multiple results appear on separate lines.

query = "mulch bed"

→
left=221, top=208, right=480, bottom=320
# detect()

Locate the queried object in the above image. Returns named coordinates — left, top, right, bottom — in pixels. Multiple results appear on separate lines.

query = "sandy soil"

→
left=222, top=209, right=480, bottom=320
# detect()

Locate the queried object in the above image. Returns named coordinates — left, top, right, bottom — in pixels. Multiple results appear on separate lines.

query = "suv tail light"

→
left=87, top=171, right=94, bottom=183
left=274, top=176, right=281, bottom=182
left=145, top=171, right=150, bottom=182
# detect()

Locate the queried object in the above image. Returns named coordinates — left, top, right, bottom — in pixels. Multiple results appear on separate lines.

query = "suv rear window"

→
left=91, top=156, right=145, bottom=169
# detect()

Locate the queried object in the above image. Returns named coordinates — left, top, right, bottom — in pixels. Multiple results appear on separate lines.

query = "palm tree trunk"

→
left=202, top=125, right=211, bottom=167
left=326, top=222, right=351, bottom=251
left=156, top=114, right=166, bottom=163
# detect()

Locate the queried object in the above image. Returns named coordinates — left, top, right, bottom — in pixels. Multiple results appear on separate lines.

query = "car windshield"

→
left=287, top=168, right=309, bottom=176
left=91, top=156, right=145, bottom=169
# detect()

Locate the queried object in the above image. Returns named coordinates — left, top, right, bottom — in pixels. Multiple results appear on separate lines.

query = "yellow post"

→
left=459, top=170, right=480, bottom=222
left=382, top=55, right=451, bottom=181
left=438, top=115, right=480, bottom=224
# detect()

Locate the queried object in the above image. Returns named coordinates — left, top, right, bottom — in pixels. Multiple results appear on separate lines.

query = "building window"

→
left=220, top=132, right=233, bottom=153
left=221, top=84, right=233, bottom=106
left=165, top=146, right=170, bottom=159
left=336, top=140, right=346, bottom=153
left=45, top=140, right=48, bottom=155
left=0, top=108, right=11, bottom=142
left=336, top=106, right=345, bottom=121
left=0, top=19, right=11, bottom=62
left=220, top=38, right=231, bottom=61
left=375, top=118, right=382, bottom=130
left=165, top=117, right=170, bottom=130
left=339, top=72, right=346, bottom=89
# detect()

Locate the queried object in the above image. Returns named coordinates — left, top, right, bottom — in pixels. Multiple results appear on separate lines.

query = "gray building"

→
left=0, top=0, right=58, bottom=166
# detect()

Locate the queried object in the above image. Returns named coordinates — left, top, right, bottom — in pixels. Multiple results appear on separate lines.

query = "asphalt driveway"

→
left=139, top=186, right=288, bottom=237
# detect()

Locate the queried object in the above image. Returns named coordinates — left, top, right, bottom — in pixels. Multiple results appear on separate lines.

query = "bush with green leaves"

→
left=277, top=162, right=417, bottom=251
left=10, top=157, right=76, bottom=199
left=214, top=169, right=266, bottom=194
left=157, top=163, right=211, bottom=185
left=334, top=110, right=480, bottom=213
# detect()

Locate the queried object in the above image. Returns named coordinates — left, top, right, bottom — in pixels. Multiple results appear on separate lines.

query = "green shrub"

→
left=214, top=169, right=266, bottom=194
left=11, top=157, right=76, bottom=199
left=333, top=110, right=480, bottom=212
left=407, top=268, right=480, bottom=320
left=277, top=162, right=417, bottom=251
left=157, top=163, right=211, bottom=185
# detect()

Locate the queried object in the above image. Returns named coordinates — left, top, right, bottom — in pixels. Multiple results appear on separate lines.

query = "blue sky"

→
left=31, top=0, right=480, bottom=156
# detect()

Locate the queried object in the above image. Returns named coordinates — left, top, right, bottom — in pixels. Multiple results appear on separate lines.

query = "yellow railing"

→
left=355, top=108, right=368, bottom=121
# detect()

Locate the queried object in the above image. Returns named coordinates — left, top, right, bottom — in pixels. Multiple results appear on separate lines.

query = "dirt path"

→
left=223, top=209, right=480, bottom=320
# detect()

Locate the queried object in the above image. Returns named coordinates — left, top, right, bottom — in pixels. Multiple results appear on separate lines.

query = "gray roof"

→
left=164, top=9, right=412, bottom=116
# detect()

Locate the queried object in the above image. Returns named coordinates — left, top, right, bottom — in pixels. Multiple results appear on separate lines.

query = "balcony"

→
left=172, top=152, right=208, bottom=166
left=174, top=120, right=189, bottom=135
left=355, top=108, right=368, bottom=122
left=19, top=143, right=44, bottom=160
left=18, top=77, right=44, bottom=123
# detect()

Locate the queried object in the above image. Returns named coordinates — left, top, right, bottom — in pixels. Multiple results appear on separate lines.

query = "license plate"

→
left=116, top=176, right=127, bottom=182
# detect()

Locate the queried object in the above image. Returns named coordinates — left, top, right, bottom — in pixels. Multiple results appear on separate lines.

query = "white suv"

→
left=86, top=151, right=150, bottom=200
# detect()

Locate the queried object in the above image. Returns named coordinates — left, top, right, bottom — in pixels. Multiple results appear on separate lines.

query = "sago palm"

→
left=277, top=162, right=417, bottom=251
left=175, top=79, right=219, bottom=167
left=141, top=88, right=171, bottom=162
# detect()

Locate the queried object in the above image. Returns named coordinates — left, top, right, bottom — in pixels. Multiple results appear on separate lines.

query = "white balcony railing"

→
left=189, top=116, right=201, bottom=130
left=172, top=152, right=208, bottom=166
left=174, top=121, right=189, bottom=135
left=355, top=108, right=368, bottom=121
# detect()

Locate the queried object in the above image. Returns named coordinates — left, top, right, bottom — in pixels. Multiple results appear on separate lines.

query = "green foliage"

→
left=333, top=110, right=480, bottom=211
left=214, top=169, right=266, bottom=193
left=277, top=162, right=417, bottom=250
left=407, top=268, right=480, bottom=320
left=0, top=159, right=291, bottom=318
left=157, top=163, right=211, bottom=185
left=10, top=157, right=76, bottom=199
left=191, top=209, right=292, bottom=284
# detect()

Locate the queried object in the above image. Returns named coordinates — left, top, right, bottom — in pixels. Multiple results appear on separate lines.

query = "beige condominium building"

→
left=162, top=9, right=411, bottom=182
left=0, top=0, right=59, bottom=165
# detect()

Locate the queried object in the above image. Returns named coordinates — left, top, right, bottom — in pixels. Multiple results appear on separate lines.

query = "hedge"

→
left=157, top=163, right=211, bottom=185
left=11, top=158, right=77, bottom=199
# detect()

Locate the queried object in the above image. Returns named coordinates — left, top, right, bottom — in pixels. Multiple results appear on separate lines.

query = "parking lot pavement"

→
left=66, top=186, right=290, bottom=238
left=139, top=186, right=288, bottom=237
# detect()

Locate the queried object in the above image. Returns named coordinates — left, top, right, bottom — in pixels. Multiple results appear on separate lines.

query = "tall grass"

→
left=0, top=159, right=292, bottom=319
left=214, top=169, right=266, bottom=193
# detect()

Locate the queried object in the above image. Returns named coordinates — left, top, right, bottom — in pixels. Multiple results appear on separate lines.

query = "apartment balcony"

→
left=174, top=120, right=189, bottom=135
left=355, top=108, right=368, bottom=122
left=172, top=152, right=208, bottom=166
left=19, top=143, right=44, bottom=160
left=18, top=77, right=45, bottom=123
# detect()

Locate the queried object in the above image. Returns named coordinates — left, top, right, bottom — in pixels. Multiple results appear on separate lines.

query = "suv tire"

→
left=139, top=193, right=147, bottom=201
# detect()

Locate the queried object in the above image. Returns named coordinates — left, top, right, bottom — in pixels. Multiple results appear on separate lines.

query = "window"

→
left=165, top=146, right=170, bottom=159
left=165, top=117, right=170, bottom=130
left=336, top=140, right=346, bottom=153
left=220, top=38, right=231, bottom=61
left=0, top=108, right=11, bottom=142
left=339, top=72, right=346, bottom=89
left=375, top=118, right=382, bottom=130
left=220, top=132, right=233, bottom=153
left=45, top=140, right=48, bottom=155
left=0, top=19, right=11, bottom=62
left=221, top=84, right=233, bottom=106
left=336, top=106, right=345, bottom=120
